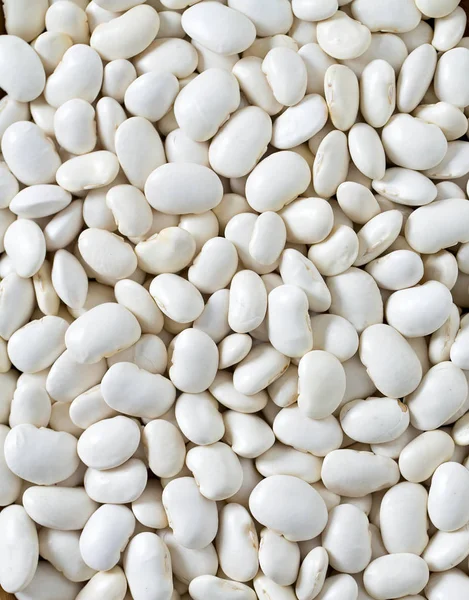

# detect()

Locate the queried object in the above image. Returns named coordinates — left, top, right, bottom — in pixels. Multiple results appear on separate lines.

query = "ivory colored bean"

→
left=80, top=504, right=135, bottom=572
left=136, top=228, right=195, bottom=276
left=188, top=237, right=238, bottom=293
left=102, top=362, right=175, bottom=419
left=280, top=197, right=334, bottom=245
left=232, top=56, right=283, bottom=116
left=102, top=59, right=136, bottom=102
left=451, top=314, right=469, bottom=369
left=322, top=504, right=372, bottom=573
left=429, top=303, right=460, bottom=364
left=44, top=199, right=84, bottom=252
left=250, top=475, right=328, bottom=541
left=0, top=35, right=45, bottom=102
left=423, top=525, right=469, bottom=572
left=124, top=533, right=173, bottom=600
left=131, top=478, right=167, bottom=530
left=70, top=385, right=118, bottom=429
left=22, top=486, right=98, bottom=531
left=262, top=47, right=307, bottom=106
left=175, top=392, right=224, bottom=446
left=165, top=128, right=209, bottom=167
left=256, top=442, right=322, bottom=483
left=415, top=102, right=468, bottom=142
left=364, top=554, right=429, bottom=600
left=91, top=5, right=160, bottom=61
left=258, top=528, right=300, bottom=586
left=0, top=425, right=21, bottom=505
left=115, top=117, right=166, bottom=190
left=45, top=1, right=89, bottom=44
left=150, top=274, right=204, bottom=324
left=372, top=168, right=437, bottom=208
left=145, top=163, right=223, bottom=215
left=4, top=219, right=46, bottom=278
left=134, top=37, right=198, bottom=79
left=299, top=42, right=337, bottom=95
left=407, top=362, right=468, bottom=431
left=186, top=442, right=243, bottom=501
left=38, top=528, right=95, bottom=583
left=223, top=410, right=274, bottom=458
left=386, top=281, right=453, bottom=338
left=0, top=505, right=39, bottom=594
left=309, top=315, right=357, bottom=363
left=216, top=503, right=259, bottom=582
left=125, top=71, right=179, bottom=122
left=296, top=547, right=329, bottom=600
left=77, top=415, right=140, bottom=470
left=382, top=114, right=448, bottom=171
left=228, top=270, right=267, bottom=334
left=424, top=140, right=469, bottom=180
left=2, top=121, right=61, bottom=186
left=308, top=225, right=359, bottom=277
left=190, top=575, right=256, bottom=600
left=317, top=11, right=371, bottom=59
left=341, top=397, right=409, bottom=445
left=44, top=44, right=103, bottom=108
left=46, top=349, right=107, bottom=402
left=51, top=249, right=88, bottom=310
left=162, top=477, right=218, bottom=550
left=10, top=185, right=71, bottom=219
left=233, top=343, right=290, bottom=396
left=297, top=351, right=345, bottom=419
left=114, top=279, right=163, bottom=335
left=75, top=566, right=128, bottom=600
left=397, top=45, right=437, bottom=115
left=246, top=151, right=311, bottom=212
left=354, top=210, right=402, bottom=266
left=399, top=430, right=454, bottom=483
left=5, top=424, right=79, bottom=485
left=321, top=449, right=399, bottom=497
left=348, top=122, right=386, bottom=181
left=54, top=99, right=96, bottom=155
left=434, top=47, right=469, bottom=107
left=174, top=69, right=240, bottom=142
left=336, top=182, right=380, bottom=225
left=268, top=285, right=312, bottom=358
left=324, top=65, right=359, bottom=131
left=15, top=561, right=80, bottom=600
left=360, top=59, right=396, bottom=129
left=143, top=420, right=185, bottom=480
left=416, top=0, right=460, bottom=18
left=313, top=130, right=350, bottom=198
left=169, top=328, right=218, bottom=392
left=352, top=0, right=421, bottom=32
left=428, top=462, right=469, bottom=531
left=253, top=573, right=297, bottom=600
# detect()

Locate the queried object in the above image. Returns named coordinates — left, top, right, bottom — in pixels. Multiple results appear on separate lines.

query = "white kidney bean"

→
left=76, top=567, right=127, bottom=600
left=4, top=218, right=46, bottom=278
left=364, top=554, right=429, bottom=600
left=428, top=462, right=469, bottom=532
left=258, top=528, right=299, bottom=586
left=407, top=362, right=468, bottom=431
left=0, top=35, right=45, bottom=102
left=268, top=285, right=312, bottom=358
left=434, top=47, right=469, bottom=107
left=162, top=477, right=218, bottom=550
left=46, top=349, right=107, bottom=402
left=296, top=546, right=328, bottom=600
left=316, top=11, right=371, bottom=60
left=351, top=0, right=421, bottom=33
left=5, top=424, right=79, bottom=484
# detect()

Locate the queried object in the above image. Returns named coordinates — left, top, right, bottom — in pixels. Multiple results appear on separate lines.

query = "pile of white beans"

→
left=2, top=0, right=469, bottom=599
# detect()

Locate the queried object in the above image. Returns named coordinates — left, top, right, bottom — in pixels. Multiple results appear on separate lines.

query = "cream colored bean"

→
left=308, top=225, right=359, bottom=277
left=233, top=56, right=283, bottom=115
left=228, top=270, right=267, bottom=334
left=102, top=362, right=175, bottom=419
left=341, top=397, right=409, bottom=444
left=273, top=405, right=343, bottom=456
left=0, top=35, right=45, bottom=102
left=310, top=314, right=358, bottom=363
left=273, top=94, right=328, bottom=149
left=382, top=113, right=448, bottom=170
left=193, top=288, right=230, bottom=343
left=91, top=97, right=125, bottom=153
left=165, top=128, right=209, bottom=167
left=2, top=121, right=61, bottom=186
left=150, top=274, right=204, bottom=324
left=247, top=213, right=286, bottom=267
left=45, top=44, right=103, bottom=108
left=258, top=528, right=299, bottom=587
left=423, top=525, right=469, bottom=572
left=145, top=163, right=223, bottom=215
left=250, top=475, right=328, bottom=541
left=433, top=7, right=466, bottom=52
left=337, top=182, right=380, bottom=225
left=134, top=37, right=197, bottom=78
left=428, top=303, right=460, bottom=364
left=434, top=48, right=469, bottom=107
left=386, top=281, right=453, bottom=338
left=372, top=167, right=437, bottom=207
left=416, top=0, right=460, bottom=18
left=327, top=267, right=383, bottom=333
left=175, top=392, right=224, bottom=446
left=218, top=334, right=252, bottom=370
left=397, top=44, right=437, bottom=113
left=415, top=102, right=468, bottom=142
left=317, top=11, right=371, bottom=59
left=131, top=479, right=167, bottom=530
left=348, top=122, right=386, bottom=180
left=9, top=384, right=50, bottom=429
left=10, top=185, right=71, bottom=219
left=0, top=505, right=38, bottom=594
left=65, top=303, right=141, bottom=364
left=57, top=151, right=119, bottom=194
left=321, top=449, right=399, bottom=497
left=102, top=59, right=136, bottom=102
left=78, top=228, right=136, bottom=282
left=428, top=462, right=469, bottom=532
left=77, top=415, right=140, bottom=470
left=143, top=420, right=185, bottom=479
left=299, top=42, right=336, bottom=95
left=223, top=411, right=274, bottom=458
left=280, top=197, right=334, bottom=244
left=174, top=69, right=240, bottom=142
left=45, top=1, right=89, bottom=44
left=38, top=528, right=95, bottom=583
left=424, top=140, right=469, bottom=180
left=268, top=285, right=312, bottom=358
left=46, top=349, right=107, bottom=402
left=324, top=65, right=358, bottom=131
left=79, top=504, right=135, bottom=572
left=256, top=442, right=322, bottom=483
left=114, top=279, right=163, bottom=335
left=69, top=385, right=118, bottom=429
left=216, top=503, right=258, bottom=582
left=407, top=362, right=468, bottom=430
left=190, top=575, right=255, bottom=600
left=298, top=351, right=346, bottom=419
left=115, top=118, right=166, bottom=190
left=296, top=546, right=328, bottom=600
left=186, top=442, right=243, bottom=501
left=44, top=200, right=84, bottom=252
left=162, top=477, right=218, bottom=549
left=380, top=482, right=428, bottom=555
left=364, top=554, right=429, bottom=600
left=5, top=424, right=79, bottom=484
left=186, top=236, right=238, bottom=293
left=352, top=0, right=421, bottom=32
left=136, top=228, right=195, bottom=276
left=4, top=219, right=46, bottom=278
left=266, top=364, right=298, bottom=408
left=322, top=504, right=372, bottom=573
left=210, top=106, right=272, bottom=177
left=313, top=130, right=350, bottom=198
left=125, top=71, right=178, bottom=123
left=233, top=343, right=290, bottom=395
left=253, top=574, right=297, bottom=600
left=7, top=316, right=68, bottom=374
left=360, top=59, right=396, bottom=128
left=261, top=47, right=307, bottom=107
left=23, top=486, right=98, bottom=531
left=51, top=249, right=88, bottom=310
left=0, top=273, right=35, bottom=340
left=246, top=151, right=311, bottom=212
left=169, top=328, right=218, bottom=392
left=54, top=99, right=96, bottom=155
left=210, top=371, right=268, bottom=413
left=76, top=566, right=127, bottom=600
